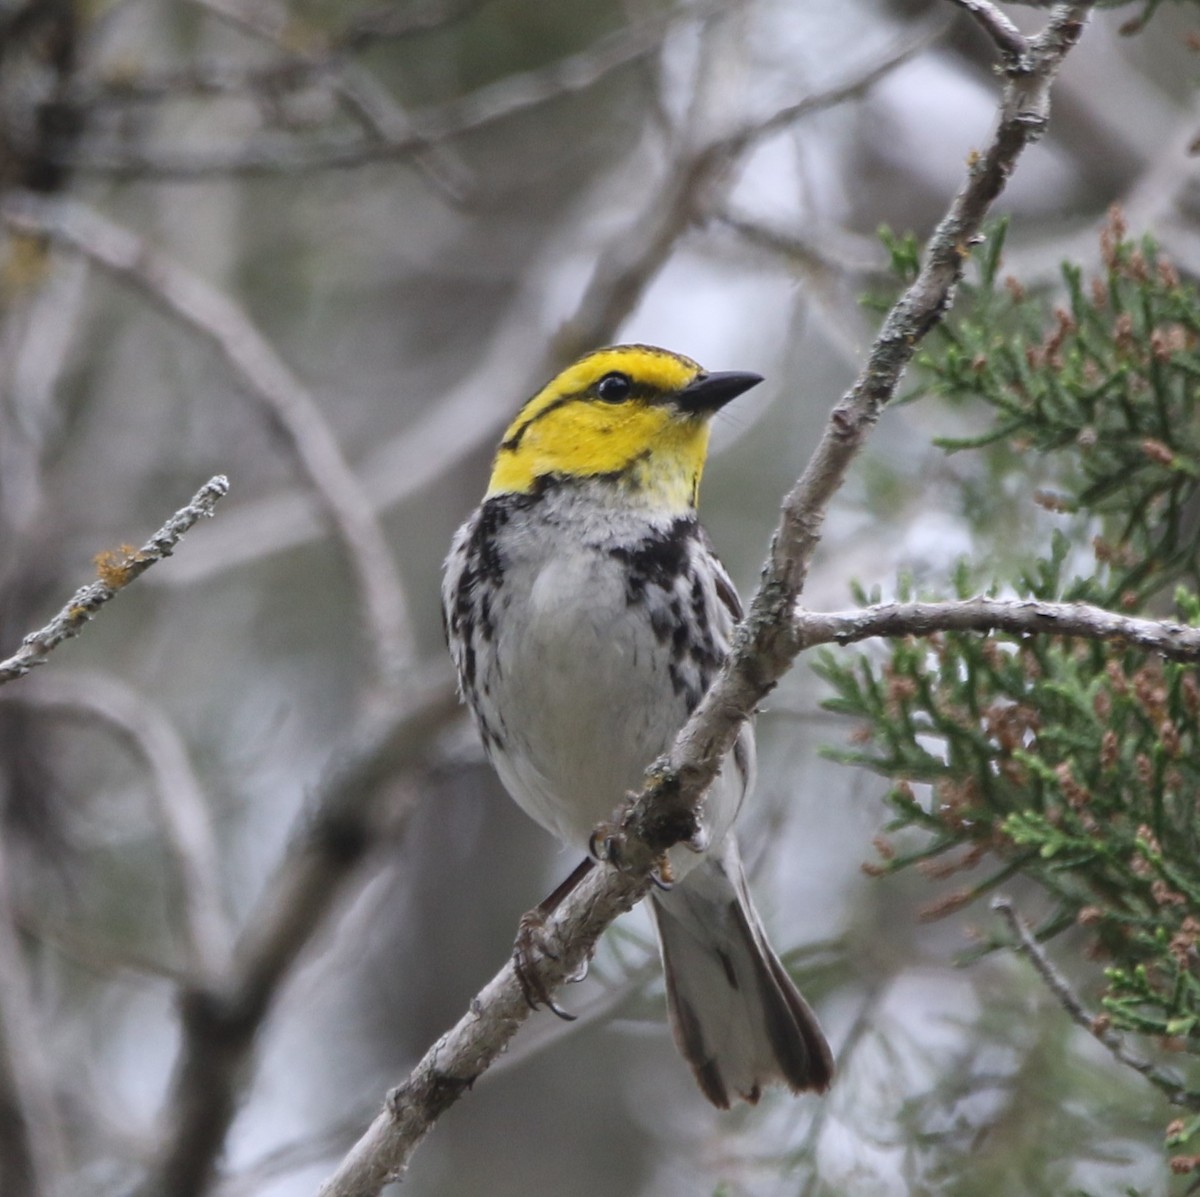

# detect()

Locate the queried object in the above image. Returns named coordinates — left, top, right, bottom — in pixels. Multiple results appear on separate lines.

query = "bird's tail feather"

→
left=650, top=849, right=833, bottom=1107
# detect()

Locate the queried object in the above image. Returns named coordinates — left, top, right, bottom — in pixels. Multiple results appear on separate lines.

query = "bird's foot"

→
left=590, top=819, right=677, bottom=891
left=513, top=909, right=578, bottom=1021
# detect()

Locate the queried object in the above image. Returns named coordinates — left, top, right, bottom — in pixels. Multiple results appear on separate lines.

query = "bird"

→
left=442, top=343, right=833, bottom=1107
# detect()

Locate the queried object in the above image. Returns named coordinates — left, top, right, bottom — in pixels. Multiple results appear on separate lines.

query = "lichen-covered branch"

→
left=795, top=596, right=1200, bottom=663
left=653, top=0, right=1095, bottom=851
left=0, top=475, right=229, bottom=686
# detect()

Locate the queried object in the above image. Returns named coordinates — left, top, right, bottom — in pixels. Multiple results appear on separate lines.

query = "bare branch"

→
left=317, top=856, right=653, bottom=1197
left=3, top=672, right=231, bottom=978
left=639, top=2, right=1094, bottom=884
left=795, top=596, right=1200, bottom=663
left=948, top=0, right=1030, bottom=61
left=317, top=6, right=1096, bottom=1194
left=0, top=196, right=413, bottom=694
left=991, top=896, right=1200, bottom=1109
left=766, top=4, right=1090, bottom=610
left=0, top=475, right=229, bottom=685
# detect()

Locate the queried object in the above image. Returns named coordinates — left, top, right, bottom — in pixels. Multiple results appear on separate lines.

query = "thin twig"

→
left=3, top=673, right=231, bottom=978
left=716, top=209, right=889, bottom=282
left=0, top=196, right=413, bottom=694
left=316, top=7, right=1095, bottom=1195
left=0, top=475, right=229, bottom=686
left=795, top=596, right=1200, bottom=663
left=948, top=0, right=1030, bottom=61
left=637, top=1, right=1094, bottom=897
left=991, top=895, right=1200, bottom=1109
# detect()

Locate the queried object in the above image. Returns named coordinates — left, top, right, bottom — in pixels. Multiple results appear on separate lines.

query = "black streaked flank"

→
left=450, top=489, right=546, bottom=653
left=609, top=517, right=730, bottom=712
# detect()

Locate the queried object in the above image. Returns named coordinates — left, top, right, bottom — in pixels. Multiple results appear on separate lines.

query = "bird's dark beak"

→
left=677, top=370, right=763, bottom=415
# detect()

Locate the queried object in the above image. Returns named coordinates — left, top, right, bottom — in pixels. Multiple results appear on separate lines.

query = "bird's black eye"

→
left=596, top=372, right=632, bottom=403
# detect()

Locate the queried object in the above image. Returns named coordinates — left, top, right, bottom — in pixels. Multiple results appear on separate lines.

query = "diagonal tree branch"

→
left=0, top=475, right=229, bottom=685
left=992, top=896, right=1200, bottom=1109
left=316, top=5, right=1097, bottom=1195
left=636, top=0, right=1095, bottom=886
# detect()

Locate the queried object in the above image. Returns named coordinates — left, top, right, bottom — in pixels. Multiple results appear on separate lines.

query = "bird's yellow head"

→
left=486, top=344, right=762, bottom=511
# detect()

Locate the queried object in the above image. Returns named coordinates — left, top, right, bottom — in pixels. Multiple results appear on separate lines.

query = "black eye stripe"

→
left=498, top=393, right=576, bottom=451
left=499, top=374, right=674, bottom=452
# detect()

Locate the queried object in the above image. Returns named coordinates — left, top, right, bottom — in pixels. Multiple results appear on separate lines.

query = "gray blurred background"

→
left=0, top=1, right=1195, bottom=1194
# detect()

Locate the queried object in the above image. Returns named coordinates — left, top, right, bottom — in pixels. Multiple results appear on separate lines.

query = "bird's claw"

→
left=588, top=821, right=624, bottom=866
left=591, top=825, right=676, bottom=891
left=514, top=909, right=576, bottom=1021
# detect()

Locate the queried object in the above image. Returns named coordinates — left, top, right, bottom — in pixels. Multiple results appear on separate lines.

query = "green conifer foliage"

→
left=821, top=211, right=1200, bottom=1165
